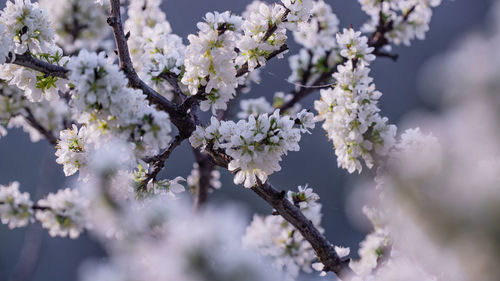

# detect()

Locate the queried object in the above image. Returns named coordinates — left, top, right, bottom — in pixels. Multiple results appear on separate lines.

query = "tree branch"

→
left=279, top=8, right=416, bottom=112
left=0, top=201, right=51, bottom=211
left=252, top=181, right=353, bottom=279
left=106, top=0, right=197, bottom=138
left=159, top=72, right=186, bottom=102
left=236, top=44, right=289, bottom=78
left=192, top=149, right=216, bottom=210
left=7, top=52, right=69, bottom=79
left=23, top=108, right=58, bottom=146
left=139, top=135, right=185, bottom=192
left=200, top=146, right=354, bottom=279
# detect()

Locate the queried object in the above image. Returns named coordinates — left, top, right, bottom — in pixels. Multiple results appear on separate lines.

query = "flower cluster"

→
left=0, top=46, right=69, bottom=102
left=359, top=0, right=442, bottom=46
left=281, top=0, right=314, bottom=26
left=55, top=125, right=91, bottom=176
left=288, top=1, right=342, bottom=90
left=0, top=81, right=70, bottom=142
left=138, top=25, right=185, bottom=100
left=350, top=225, right=391, bottom=276
left=39, top=0, right=111, bottom=53
left=315, top=28, right=396, bottom=173
left=236, top=1, right=288, bottom=72
left=243, top=185, right=323, bottom=277
left=190, top=110, right=314, bottom=188
left=337, top=28, right=376, bottom=63
left=125, top=0, right=171, bottom=65
left=0, top=181, right=33, bottom=229
left=287, top=48, right=341, bottom=92
left=123, top=0, right=185, bottom=101
left=0, top=24, right=13, bottom=64
left=237, top=97, right=274, bottom=119
left=0, top=182, right=89, bottom=239
left=0, top=0, right=54, bottom=54
left=66, top=50, right=172, bottom=160
left=36, top=188, right=89, bottom=239
left=293, top=0, right=339, bottom=52
left=181, top=11, right=242, bottom=112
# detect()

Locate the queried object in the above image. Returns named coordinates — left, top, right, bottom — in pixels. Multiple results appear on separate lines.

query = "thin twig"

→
left=236, top=44, right=289, bottom=77
left=158, top=72, right=186, bottom=102
left=23, top=108, right=58, bottom=146
left=279, top=8, right=416, bottom=112
left=139, top=135, right=185, bottom=192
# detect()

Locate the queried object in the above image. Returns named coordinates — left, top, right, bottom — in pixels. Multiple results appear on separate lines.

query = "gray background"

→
left=0, top=0, right=491, bottom=280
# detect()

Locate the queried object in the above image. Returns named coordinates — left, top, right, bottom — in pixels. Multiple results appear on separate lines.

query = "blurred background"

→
left=0, top=0, right=493, bottom=280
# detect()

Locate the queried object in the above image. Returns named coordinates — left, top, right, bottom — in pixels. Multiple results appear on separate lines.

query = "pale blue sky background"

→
left=0, top=0, right=492, bottom=280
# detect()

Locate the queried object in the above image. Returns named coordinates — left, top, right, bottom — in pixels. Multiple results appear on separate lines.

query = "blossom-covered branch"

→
left=7, top=52, right=69, bottom=79
left=106, top=0, right=195, bottom=135
left=279, top=0, right=423, bottom=112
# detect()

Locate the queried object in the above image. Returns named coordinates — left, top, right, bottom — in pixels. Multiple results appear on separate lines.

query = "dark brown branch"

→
left=260, top=9, right=290, bottom=43
left=373, top=50, right=399, bottom=61
left=159, top=72, right=186, bottom=102
left=106, top=0, right=197, bottom=138
left=192, top=149, right=216, bottom=210
left=0, top=201, right=51, bottom=211
left=7, top=52, right=69, bottom=79
left=252, top=181, right=353, bottom=279
left=139, top=135, right=185, bottom=192
left=200, top=147, right=354, bottom=279
left=23, top=108, right=58, bottom=146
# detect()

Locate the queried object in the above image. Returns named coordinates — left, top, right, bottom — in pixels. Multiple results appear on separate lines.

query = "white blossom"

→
left=39, top=0, right=110, bottom=53
left=315, top=31, right=396, bottom=173
left=236, top=2, right=288, bottom=72
left=36, top=188, right=88, bottom=239
left=139, top=26, right=185, bottom=100
left=358, top=0, right=442, bottom=46
left=67, top=50, right=172, bottom=159
left=190, top=111, right=305, bottom=188
left=181, top=11, right=242, bottom=112
left=243, top=185, right=322, bottom=277
left=0, top=24, right=13, bottom=64
left=293, top=0, right=339, bottom=51
left=0, top=0, right=55, bottom=54
left=55, top=125, right=91, bottom=176
left=237, top=97, right=274, bottom=119
left=0, top=181, right=33, bottom=229
left=1, top=81, right=69, bottom=142
left=125, top=0, right=171, bottom=66
left=281, top=0, right=314, bottom=27
left=337, top=28, right=376, bottom=65
left=80, top=199, right=288, bottom=281
left=296, top=109, right=315, bottom=134
left=0, top=46, right=69, bottom=102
